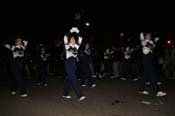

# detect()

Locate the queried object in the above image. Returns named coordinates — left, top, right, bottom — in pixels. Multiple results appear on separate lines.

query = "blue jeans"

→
left=63, top=57, right=83, bottom=98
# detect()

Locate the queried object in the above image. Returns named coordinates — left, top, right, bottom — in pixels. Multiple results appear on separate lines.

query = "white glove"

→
left=70, top=28, right=74, bottom=33
left=70, top=27, right=79, bottom=33
left=140, top=32, right=144, bottom=41
left=74, top=27, right=80, bottom=33
left=124, top=55, right=130, bottom=60
left=64, top=35, right=68, bottom=44
left=154, top=37, right=160, bottom=42
left=23, top=40, right=28, bottom=46
left=23, top=40, right=28, bottom=43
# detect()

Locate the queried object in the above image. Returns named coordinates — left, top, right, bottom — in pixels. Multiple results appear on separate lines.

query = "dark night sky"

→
left=0, top=1, right=175, bottom=45
left=0, top=1, right=93, bottom=34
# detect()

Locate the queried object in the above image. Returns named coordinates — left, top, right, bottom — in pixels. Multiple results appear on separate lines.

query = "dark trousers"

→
left=63, top=57, right=83, bottom=98
left=122, top=61, right=130, bottom=78
left=139, top=55, right=160, bottom=92
left=124, top=62, right=139, bottom=79
left=80, top=63, right=94, bottom=86
left=38, top=63, right=46, bottom=84
left=118, top=62, right=124, bottom=77
left=130, top=63, right=140, bottom=79
left=104, top=60, right=113, bottom=75
left=10, top=61, right=26, bottom=94
left=93, top=60, right=101, bottom=74
left=54, top=60, right=65, bottom=76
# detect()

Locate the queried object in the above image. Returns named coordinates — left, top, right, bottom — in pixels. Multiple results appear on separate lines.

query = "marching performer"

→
left=4, top=37, right=28, bottom=97
left=37, top=46, right=50, bottom=86
left=139, top=32, right=167, bottom=96
left=62, top=27, right=86, bottom=101
left=79, top=42, right=96, bottom=88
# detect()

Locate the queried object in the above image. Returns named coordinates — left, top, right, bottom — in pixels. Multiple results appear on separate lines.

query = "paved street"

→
left=0, top=76, right=174, bottom=116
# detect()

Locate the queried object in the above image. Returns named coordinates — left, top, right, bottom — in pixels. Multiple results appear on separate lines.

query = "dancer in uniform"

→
left=37, top=46, right=49, bottom=86
left=79, top=42, right=96, bottom=88
left=62, top=27, right=86, bottom=101
left=4, top=37, right=28, bottom=97
left=139, top=32, right=167, bottom=96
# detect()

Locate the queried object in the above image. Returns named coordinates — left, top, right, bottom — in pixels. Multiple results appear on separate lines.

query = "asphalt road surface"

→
left=0, top=76, right=174, bottom=116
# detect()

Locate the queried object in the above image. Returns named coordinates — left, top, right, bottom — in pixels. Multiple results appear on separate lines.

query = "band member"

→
left=63, top=27, right=86, bottom=101
left=37, top=46, right=49, bottom=86
left=79, top=42, right=96, bottom=88
left=4, top=37, right=28, bottom=97
left=139, top=32, right=167, bottom=96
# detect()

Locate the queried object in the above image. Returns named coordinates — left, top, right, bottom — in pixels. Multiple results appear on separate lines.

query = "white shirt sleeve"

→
left=21, top=41, right=28, bottom=49
left=40, top=54, right=47, bottom=61
left=65, top=45, right=70, bottom=50
left=4, top=44, right=11, bottom=50
left=154, top=37, right=160, bottom=43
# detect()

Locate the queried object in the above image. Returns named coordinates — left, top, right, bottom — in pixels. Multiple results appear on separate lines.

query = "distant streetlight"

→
left=85, top=22, right=90, bottom=27
left=120, top=32, right=124, bottom=37
left=166, top=39, right=173, bottom=46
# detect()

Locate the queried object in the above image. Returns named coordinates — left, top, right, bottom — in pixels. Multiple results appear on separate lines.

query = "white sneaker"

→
left=110, top=75, right=117, bottom=79
left=92, top=75, right=97, bottom=78
left=78, top=96, right=86, bottom=101
left=62, top=95, right=71, bottom=99
left=133, top=78, right=138, bottom=81
left=20, top=94, right=28, bottom=97
left=121, top=77, right=127, bottom=81
left=91, top=84, right=96, bottom=88
left=44, top=83, right=48, bottom=87
left=81, top=84, right=86, bottom=87
left=139, top=91, right=149, bottom=95
left=98, top=74, right=102, bottom=78
left=37, top=83, right=41, bottom=86
left=146, top=82, right=151, bottom=85
left=157, top=82, right=162, bottom=85
left=11, top=91, right=16, bottom=95
left=156, top=91, right=167, bottom=97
